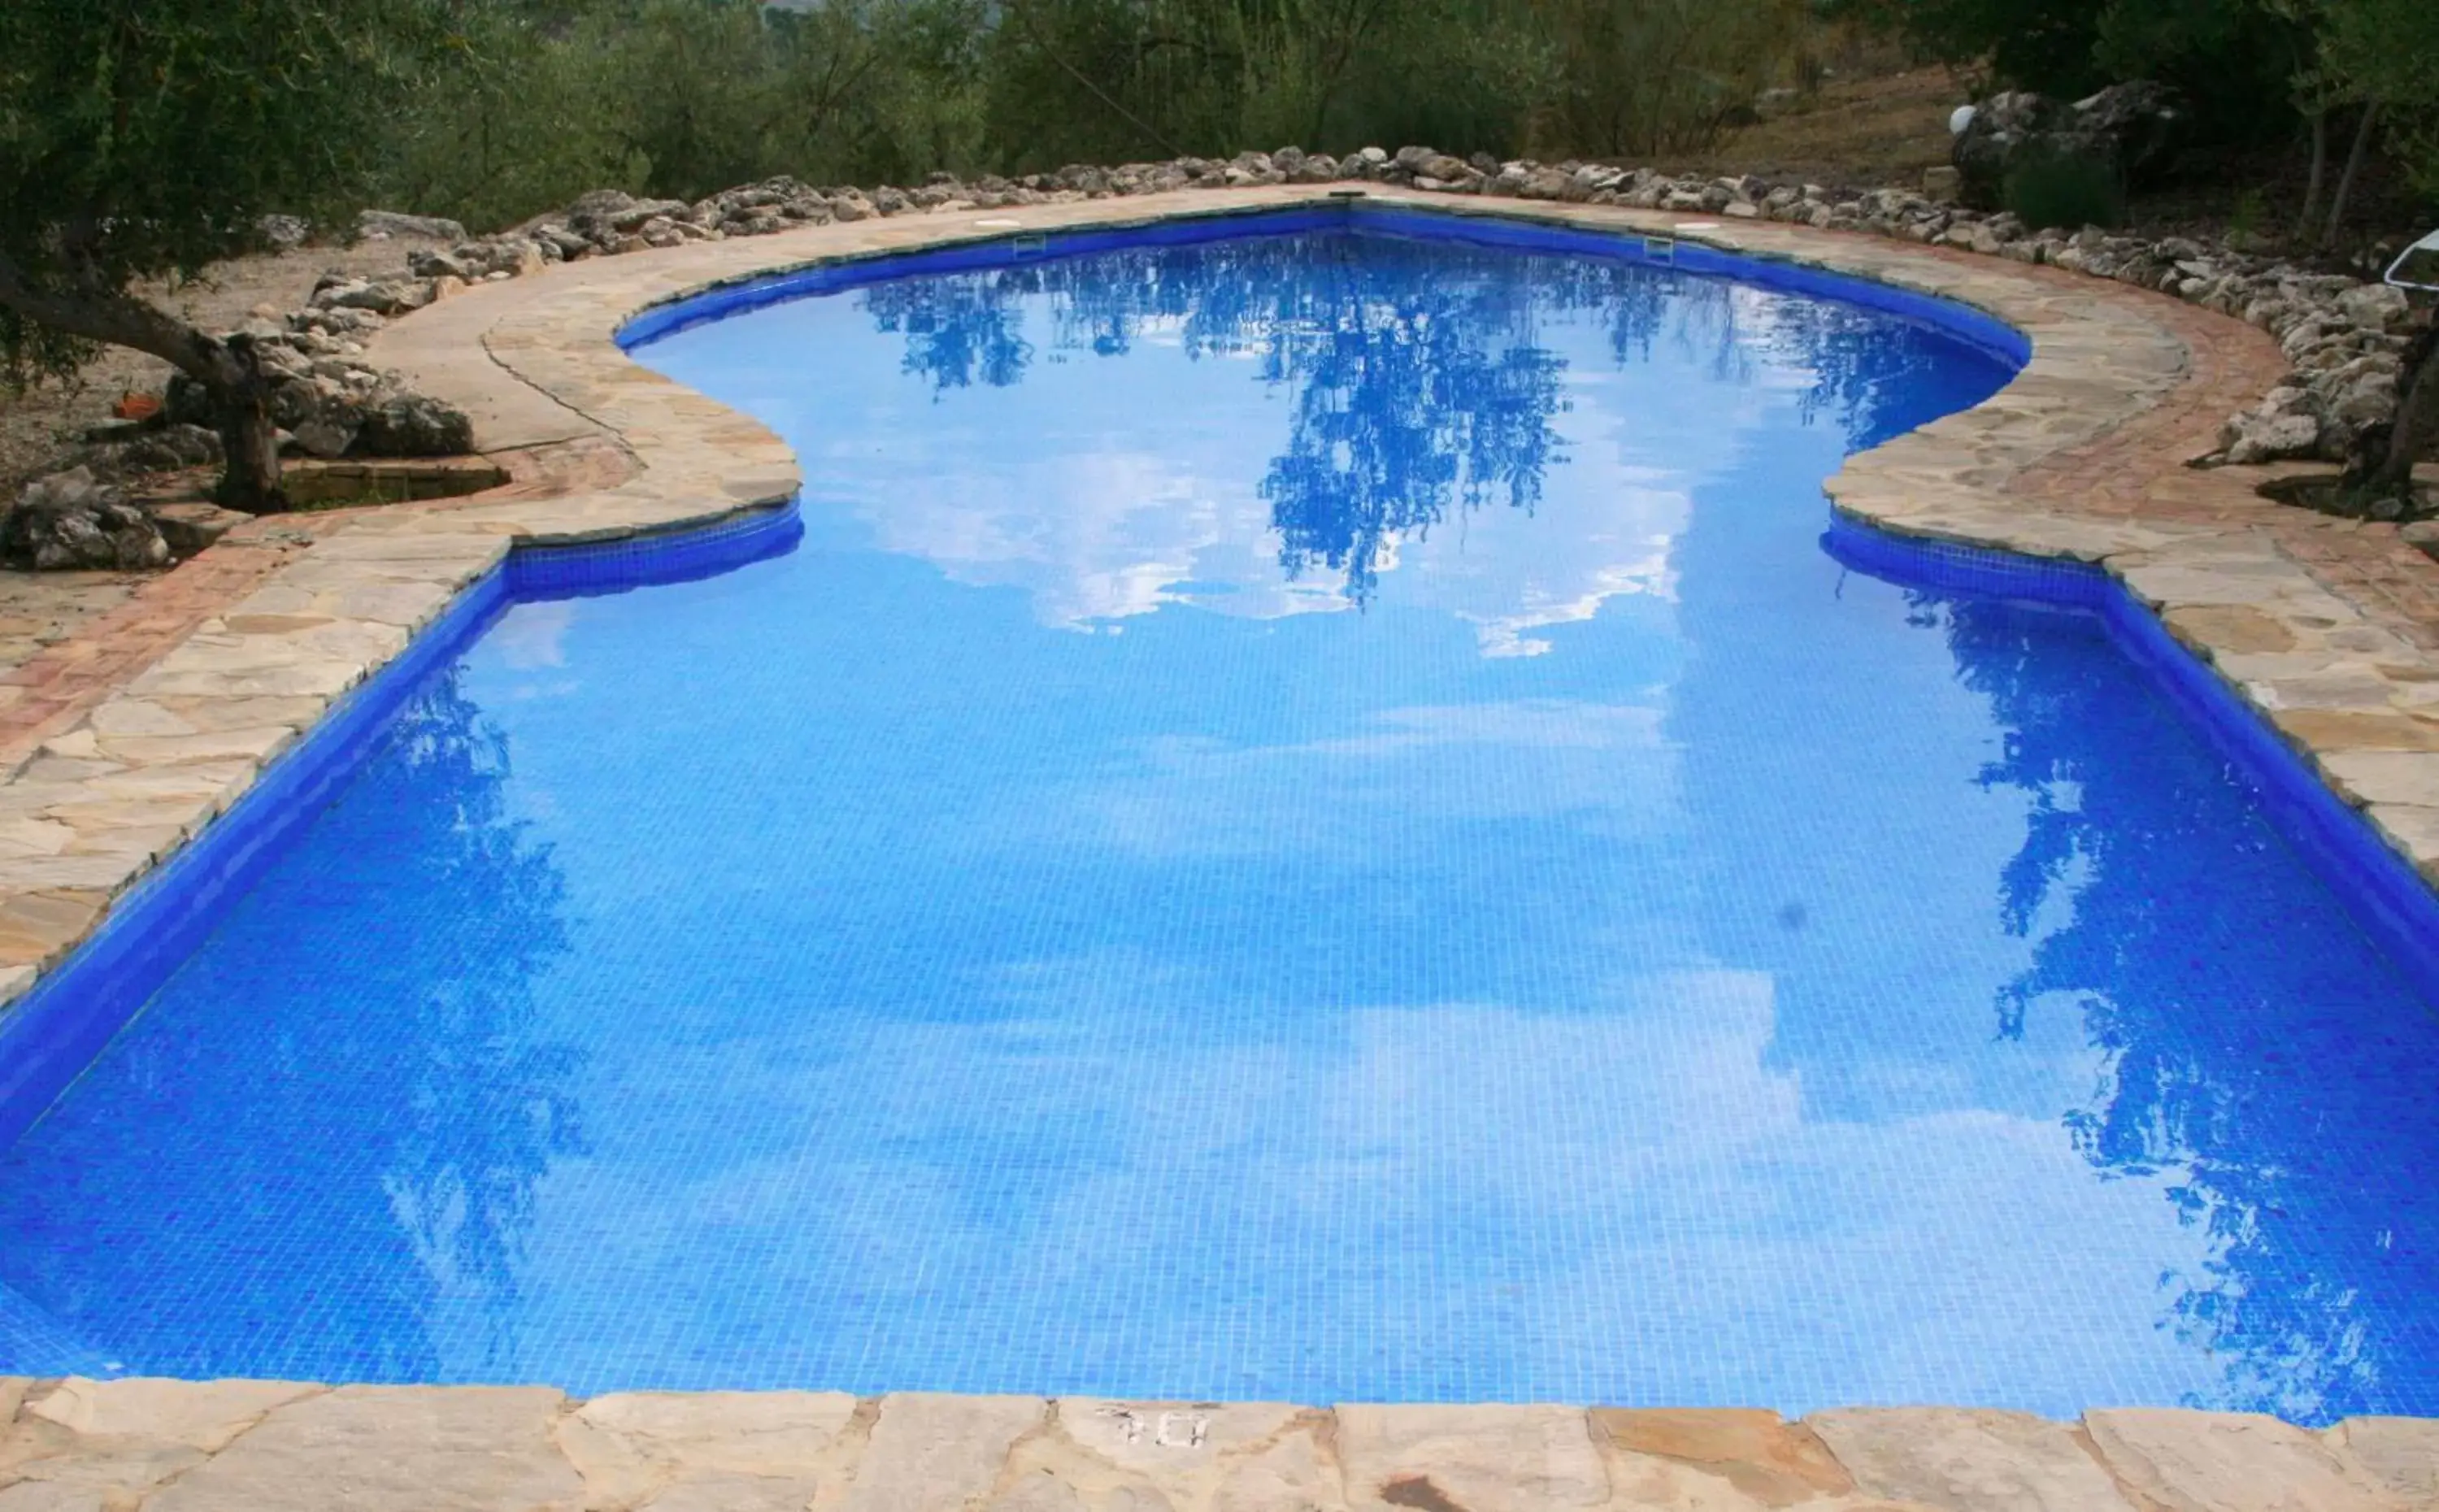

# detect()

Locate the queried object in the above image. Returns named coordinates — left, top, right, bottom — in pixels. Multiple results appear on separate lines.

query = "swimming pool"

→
left=1, top=206, right=2434, bottom=1423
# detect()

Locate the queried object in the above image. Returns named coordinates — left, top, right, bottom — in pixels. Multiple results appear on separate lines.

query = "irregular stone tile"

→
left=2370, top=802, right=2439, bottom=880
left=1804, top=1409, right=2132, bottom=1512
left=0, top=889, right=107, bottom=966
left=558, top=1390, right=854, bottom=1508
left=1211, top=1426, right=1347, bottom=1512
left=2323, top=752, right=2439, bottom=808
left=149, top=695, right=328, bottom=734
left=981, top=1472, right=1088, bottom=1512
left=24, top=1376, right=320, bottom=1453
left=91, top=728, right=297, bottom=768
left=0, top=1379, right=27, bottom=1425
left=0, top=1432, right=207, bottom=1503
left=0, top=854, right=149, bottom=891
left=1589, top=1410, right=1850, bottom=1506
left=842, top=1394, right=1044, bottom=1512
left=0, top=820, right=73, bottom=860
left=33, top=731, right=97, bottom=761
left=145, top=1384, right=583, bottom=1512
left=2249, top=670, right=2410, bottom=711
left=221, top=614, right=336, bottom=637
left=1060, top=1400, right=1305, bottom=1479
left=83, top=700, right=198, bottom=738
left=1335, top=1405, right=1609, bottom=1512
left=2327, top=1417, right=2439, bottom=1503
left=638, top=1470, right=821, bottom=1512
left=2083, top=1409, right=2398, bottom=1512
left=2272, top=707, right=2439, bottom=753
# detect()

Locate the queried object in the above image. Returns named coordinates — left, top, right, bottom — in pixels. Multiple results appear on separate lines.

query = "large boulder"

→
left=255, top=214, right=311, bottom=251
left=1952, top=81, right=2185, bottom=210
left=354, top=208, right=468, bottom=243
left=2, top=468, right=171, bottom=571
left=355, top=392, right=476, bottom=458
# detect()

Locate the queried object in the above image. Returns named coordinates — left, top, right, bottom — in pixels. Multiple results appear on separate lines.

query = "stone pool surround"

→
left=3, top=1375, right=2437, bottom=1511
left=0, top=189, right=2437, bottom=1506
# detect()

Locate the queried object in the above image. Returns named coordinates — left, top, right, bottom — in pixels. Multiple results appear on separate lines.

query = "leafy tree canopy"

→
left=0, top=0, right=449, bottom=506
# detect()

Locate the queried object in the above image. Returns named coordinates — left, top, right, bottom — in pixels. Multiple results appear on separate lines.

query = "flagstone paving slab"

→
left=9, top=1383, right=2437, bottom=1510
left=2082, top=1409, right=2406, bottom=1512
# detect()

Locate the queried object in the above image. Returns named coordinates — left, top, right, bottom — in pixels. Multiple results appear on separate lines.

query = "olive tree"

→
left=2319, top=0, right=2439, bottom=504
left=0, top=0, right=446, bottom=512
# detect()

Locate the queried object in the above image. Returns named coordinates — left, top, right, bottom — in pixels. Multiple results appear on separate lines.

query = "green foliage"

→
left=370, top=0, right=1824, bottom=228
left=1829, top=0, right=2111, bottom=96
left=2001, top=144, right=2126, bottom=228
left=2317, top=0, right=2439, bottom=202
left=1534, top=0, right=1807, bottom=156
left=1832, top=0, right=2303, bottom=143
left=387, top=0, right=991, bottom=228
left=0, top=0, right=446, bottom=382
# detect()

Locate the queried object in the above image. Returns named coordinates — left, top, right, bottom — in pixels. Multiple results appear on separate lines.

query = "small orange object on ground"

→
left=112, top=391, right=161, bottom=421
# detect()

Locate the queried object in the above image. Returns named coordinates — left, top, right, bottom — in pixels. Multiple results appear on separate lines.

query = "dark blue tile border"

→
left=0, top=502, right=801, bottom=1157
left=1822, top=511, right=2439, bottom=1003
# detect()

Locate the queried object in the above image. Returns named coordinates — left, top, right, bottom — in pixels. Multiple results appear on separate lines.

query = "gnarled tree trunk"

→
left=198, top=334, right=289, bottom=515
left=2370, top=323, right=2439, bottom=503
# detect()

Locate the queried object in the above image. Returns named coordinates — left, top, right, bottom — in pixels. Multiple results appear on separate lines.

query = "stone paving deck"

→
left=0, top=187, right=2436, bottom=1506
left=7, top=1377, right=2439, bottom=1511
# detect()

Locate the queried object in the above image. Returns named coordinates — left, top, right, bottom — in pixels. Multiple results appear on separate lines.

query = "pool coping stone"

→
left=3, top=1377, right=2435, bottom=1510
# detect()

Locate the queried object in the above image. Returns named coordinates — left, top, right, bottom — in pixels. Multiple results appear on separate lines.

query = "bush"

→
left=2002, top=146, right=2127, bottom=229
left=377, top=0, right=1824, bottom=232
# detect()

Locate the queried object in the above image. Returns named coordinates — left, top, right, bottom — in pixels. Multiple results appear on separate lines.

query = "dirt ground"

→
left=0, top=236, right=444, bottom=506
left=1649, top=64, right=1965, bottom=190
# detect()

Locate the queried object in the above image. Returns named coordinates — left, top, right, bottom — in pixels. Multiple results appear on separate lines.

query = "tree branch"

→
left=0, top=244, right=224, bottom=382
left=1006, top=0, right=1188, bottom=159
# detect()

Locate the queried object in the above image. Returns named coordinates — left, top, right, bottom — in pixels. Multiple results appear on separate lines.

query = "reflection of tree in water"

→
left=859, top=230, right=2000, bottom=602
left=1936, top=592, right=2439, bottom=1422
left=859, top=231, right=2001, bottom=602
left=0, top=667, right=580, bottom=1380
left=859, top=232, right=2000, bottom=600
left=864, top=236, right=1568, bottom=602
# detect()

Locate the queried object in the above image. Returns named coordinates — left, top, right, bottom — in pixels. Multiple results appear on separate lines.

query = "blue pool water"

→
left=2, top=210, right=2436, bottom=1423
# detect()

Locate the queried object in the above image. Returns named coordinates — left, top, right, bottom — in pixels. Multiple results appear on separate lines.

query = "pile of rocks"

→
left=1, top=467, right=172, bottom=572
left=1950, top=82, right=2186, bottom=208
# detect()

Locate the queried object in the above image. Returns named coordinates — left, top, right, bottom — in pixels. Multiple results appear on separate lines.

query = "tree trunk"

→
left=201, top=335, right=290, bottom=515
left=2323, top=102, right=2380, bottom=251
left=2297, top=107, right=2328, bottom=239
left=2370, top=324, right=2439, bottom=502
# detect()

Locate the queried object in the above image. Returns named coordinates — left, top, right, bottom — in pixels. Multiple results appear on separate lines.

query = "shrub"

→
left=2002, top=146, right=2128, bottom=229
